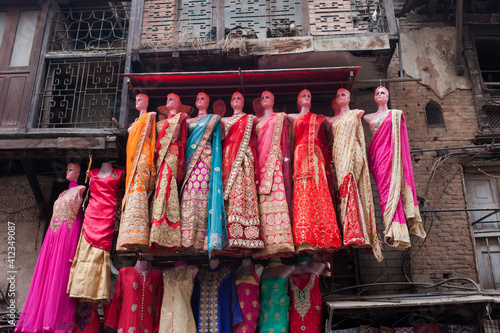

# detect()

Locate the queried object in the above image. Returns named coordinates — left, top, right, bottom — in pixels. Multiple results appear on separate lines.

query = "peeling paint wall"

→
left=399, top=26, right=471, bottom=99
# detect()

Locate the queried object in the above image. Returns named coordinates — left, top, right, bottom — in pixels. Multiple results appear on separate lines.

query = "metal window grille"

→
left=487, top=110, right=500, bottom=130
left=48, top=3, right=130, bottom=52
left=37, top=57, right=124, bottom=129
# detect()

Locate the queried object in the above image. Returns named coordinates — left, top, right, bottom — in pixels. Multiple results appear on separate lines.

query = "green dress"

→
left=259, top=276, right=290, bottom=333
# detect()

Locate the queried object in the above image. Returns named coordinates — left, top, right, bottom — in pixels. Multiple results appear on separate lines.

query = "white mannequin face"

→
left=336, top=89, right=350, bottom=107
left=231, top=92, right=244, bottom=110
left=261, top=91, right=274, bottom=109
left=297, top=89, right=311, bottom=109
left=66, top=163, right=80, bottom=182
left=374, top=86, right=389, bottom=105
left=135, top=94, right=148, bottom=111
left=195, top=93, right=209, bottom=110
left=166, top=93, right=180, bottom=111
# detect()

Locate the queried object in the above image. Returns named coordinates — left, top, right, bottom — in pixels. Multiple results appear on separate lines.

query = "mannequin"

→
left=117, top=93, right=156, bottom=251
left=213, top=99, right=227, bottom=117
left=234, top=258, right=264, bottom=333
left=253, top=97, right=265, bottom=120
left=221, top=92, right=264, bottom=255
left=68, top=161, right=124, bottom=303
left=159, top=259, right=199, bottom=333
left=16, top=164, right=85, bottom=333
left=289, top=254, right=325, bottom=333
left=289, top=89, right=340, bottom=253
left=192, top=258, right=242, bottom=332
left=259, top=258, right=295, bottom=333
left=329, top=88, right=383, bottom=262
left=253, top=91, right=295, bottom=259
left=180, top=92, right=225, bottom=256
left=150, top=93, right=188, bottom=251
left=365, top=86, right=426, bottom=250
left=106, top=261, right=163, bottom=333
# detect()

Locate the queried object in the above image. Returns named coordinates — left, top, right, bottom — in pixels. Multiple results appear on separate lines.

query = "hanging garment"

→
left=106, top=267, right=163, bottom=333
left=191, top=265, right=242, bottom=333
left=15, top=181, right=85, bottom=333
left=68, top=168, right=123, bottom=302
left=332, top=109, right=383, bottom=262
left=222, top=113, right=264, bottom=254
left=368, top=109, right=426, bottom=249
left=234, top=263, right=261, bottom=333
left=289, top=273, right=322, bottom=333
left=117, top=112, right=156, bottom=251
left=259, top=275, right=290, bottom=333
left=292, top=112, right=340, bottom=252
left=180, top=114, right=225, bottom=256
left=159, top=265, right=197, bottom=333
left=150, top=112, right=187, bottom=250
left=72, top=303, right=100, bottom=333
left=254, top=112, right=295, bottom=258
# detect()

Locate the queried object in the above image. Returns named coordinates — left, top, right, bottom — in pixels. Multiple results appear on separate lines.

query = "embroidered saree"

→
left=254, top=112, right=295, bottom=259
left=368, top=110, right=426, bottom=250
left=292, top=112, right=341, bottom=252
left=332, top=110, right=383, bottom=262
left=222, top=113, right=264, bottom=254
left=117, top=112, right=156, bottom=251
left=150, top=113, right=187, bottom=251
left=180, top=114, right=225, bottom=256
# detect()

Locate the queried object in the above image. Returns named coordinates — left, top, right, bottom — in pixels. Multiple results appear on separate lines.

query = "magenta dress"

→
left=16, top=181, right=85, bottom=333
left=234, top=264, right=261, bottom=333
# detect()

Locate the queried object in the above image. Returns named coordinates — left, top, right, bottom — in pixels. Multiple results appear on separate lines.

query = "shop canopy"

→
left=124, top=66, right=359, bottom=98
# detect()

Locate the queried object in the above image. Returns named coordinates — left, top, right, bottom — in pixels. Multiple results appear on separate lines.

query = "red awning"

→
left=124, top=67, right=359, bottom=98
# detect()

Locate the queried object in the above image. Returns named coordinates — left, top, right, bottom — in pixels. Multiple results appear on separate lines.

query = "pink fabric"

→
left=234, top=265, right=261, bottom=333
left=368, top=111, right=418, bottom=235
left=16, top=182, right=84, bottom=333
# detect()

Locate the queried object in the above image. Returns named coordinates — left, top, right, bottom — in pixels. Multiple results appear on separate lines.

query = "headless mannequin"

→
left=135, top=258, right=150, bottom=282
left=175, top=259, right=199, bottom=282
left=237, top=258, right=263, bottom=279
left=213, top=99, right=227, bottom=118
left=363, top=86, right=390, bottom=131
left=187, top=92, right=209, bottom=126
left=324, top=97, right=340, bottom=129
left=292, top=254, right=325, bottom=277
left=221, top=91, right=245, bottom=138
left=261, top=258, right=295, bottom=280
left=67, top=163, right=85, bottom=197
left=255, top=90, right=278, bottom=126
left=326, top=88, right=364, bottom=131
left=253, top=97, right=265, bottom=121
left=97, top=162, right=113, bottom=178
left=208, top=258, right=220, bottom=270
left=129, top=94, right=155, bottom=137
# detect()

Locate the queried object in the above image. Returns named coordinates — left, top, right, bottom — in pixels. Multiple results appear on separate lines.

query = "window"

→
left=425, top=100, right=444, bottom=126
left=465, top=170, right=500, bottom=290
left=475, top=39, right=500, bottom=90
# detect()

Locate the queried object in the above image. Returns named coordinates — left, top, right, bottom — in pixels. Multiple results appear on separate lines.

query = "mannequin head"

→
left=336, top=88, right=350, bottom=107
left=231, top=92, right=244, bottom=111
left=297, top=89, right=312, bottom=110
left=213, top=100, right=227, bottom=117
left=166, top=93, right=181, bottom=112
left=261, top=90, right=275, bottom=110
left=66, top=163, right=80, bottom=182
left=374, top=86, right=389, bottom=106
left=195, top=92, right=210, bottom=111
left=253, top=98, right=265, bottom=117
left=331, top=97, right=340, bottom=114
left=135, top=94, right=149, bottom=112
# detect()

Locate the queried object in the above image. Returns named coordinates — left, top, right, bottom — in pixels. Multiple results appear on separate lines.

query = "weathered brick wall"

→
left=381, top=18, right=480, bottom=287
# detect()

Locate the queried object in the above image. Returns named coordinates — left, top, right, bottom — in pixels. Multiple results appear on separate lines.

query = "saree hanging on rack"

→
left=368, top=110, right=426, bottom=250
left=117, top=112, right=156, bottom=251
left=150, top=112, right=187, bottom=251
left=292, top=112, right=341, bottom=251
left=222, top=113, right=264, bottom=254
left=180, top=114, right=225, bottom=256
left=332, top=110, right=383, bottom=262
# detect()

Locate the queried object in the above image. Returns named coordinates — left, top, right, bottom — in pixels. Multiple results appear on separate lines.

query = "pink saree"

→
left=368, top=110, right=426, bottom=250
left=254, top=112, right=295, bottom=258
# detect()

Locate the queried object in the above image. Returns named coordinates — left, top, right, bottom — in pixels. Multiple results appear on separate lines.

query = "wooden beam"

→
left=383, top=0, right=398, bottom=36
left=455, top=0, right=465, bottom=76
left=21, top=159, right=50, bottom=220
